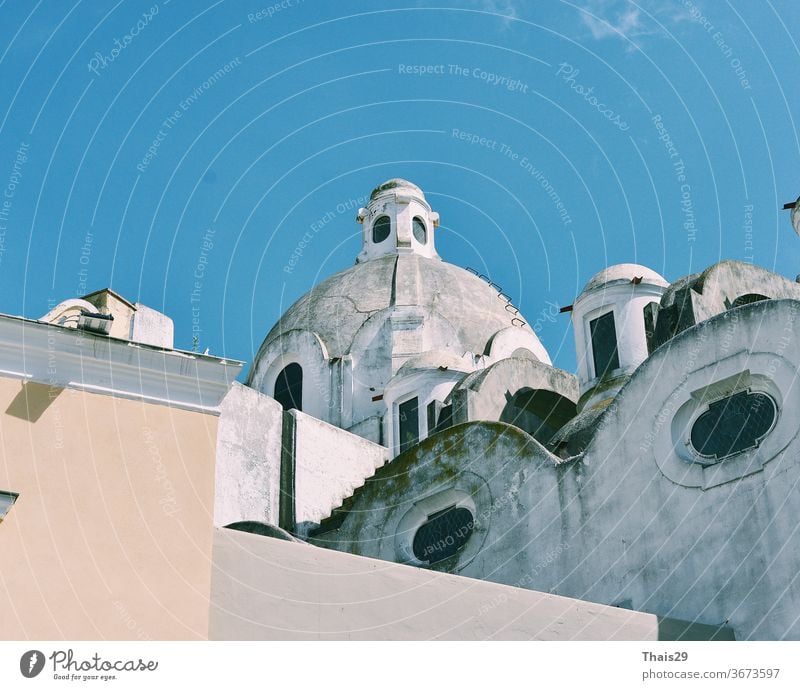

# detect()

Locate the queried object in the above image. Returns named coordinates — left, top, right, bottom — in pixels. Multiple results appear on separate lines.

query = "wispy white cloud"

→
left=465, top=0, right=519, bottom=26
left=582, top=5, right=644, bottom=41
left=578, top=0, right=695, bottom=49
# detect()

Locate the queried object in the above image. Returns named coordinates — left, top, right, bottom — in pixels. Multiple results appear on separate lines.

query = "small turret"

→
left=571, top=264, right=668, bottom=410
left=355, top=179, right=440, bottom=263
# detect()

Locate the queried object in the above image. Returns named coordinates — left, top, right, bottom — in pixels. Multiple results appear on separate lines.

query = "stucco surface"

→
left=557, top=298, right=800, bottom=639
left=579, top=263, right=669, bottom=295
left=214, top=383, right=283, bottom=528
left=130, top=302, right=174, bottom=349
left=323, top=299, right=800, bottom=640
left=652, top=260, right=800, bottom=349
left=292, top=410, right=390, bottom=529
left=254, top=253, right=544, bottom=361
left=209, top=528, right=716, bottom=640
left=0, top=376, right=219, bottom=639
left=450, top=357, right=577, bottom=418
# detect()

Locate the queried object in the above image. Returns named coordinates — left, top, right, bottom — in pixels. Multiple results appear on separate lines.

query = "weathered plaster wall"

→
left=131, top=302, right=174, bottom=349
left=326, top=299, right=800, bottom=640
left=345, top=415, right=382, bottom=445
left=317, top=421, right=563, bottom=573
left=247, top=328, right=332, bottom=422
left=448, top=357, right=577, bottom=430
left=0, top=375, right=219, bottom=639
left=653, top=261, right=800, bottom=349
left=214, top=383, right=283, bottom=528
left=292, top=409, right=390, bottom=530
left=550, top=298, right=800, bottom=640
left=209, top=528, right=694, bottom=640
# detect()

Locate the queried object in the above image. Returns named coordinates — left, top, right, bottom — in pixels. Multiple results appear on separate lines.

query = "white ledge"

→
left=0, top=313, right=243, bottom=415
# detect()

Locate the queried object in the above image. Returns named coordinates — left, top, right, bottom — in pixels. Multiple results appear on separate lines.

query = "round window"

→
left=690, top=390, right=776, bottom=462
left=412, top=216, right=427, bottom=244
left=372, top=215, right=391, bottom=243
left=412, top=505, right=474, bottom=564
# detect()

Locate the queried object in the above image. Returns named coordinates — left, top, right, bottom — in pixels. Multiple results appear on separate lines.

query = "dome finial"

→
left=369, top=178, right=424, bottom=201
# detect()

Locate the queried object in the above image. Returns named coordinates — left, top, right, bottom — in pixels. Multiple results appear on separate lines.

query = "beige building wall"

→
left=0, top=376, right=219, bottom=640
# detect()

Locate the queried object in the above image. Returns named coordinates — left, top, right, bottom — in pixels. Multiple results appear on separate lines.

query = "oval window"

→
left=690, top=390, right=776, bottom=461
left=412, top=216, right=427, bottom=244
left=412, top=505, right=474, bottom=564
left=372, top=215, right=391, bottom=243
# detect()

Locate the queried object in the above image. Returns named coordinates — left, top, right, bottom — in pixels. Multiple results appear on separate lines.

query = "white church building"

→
left=220, top=178, right=800, bottom=640
left=3, top=178, right=800, bottom=640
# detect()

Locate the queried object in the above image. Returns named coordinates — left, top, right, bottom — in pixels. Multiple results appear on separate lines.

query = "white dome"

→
left=255, top=254, right=546, bottom=361
left=248, top=179, right=551, bottom=439
left=579, top=263, right=668, bottom=298
left=369, top=178, right=425, bottom=201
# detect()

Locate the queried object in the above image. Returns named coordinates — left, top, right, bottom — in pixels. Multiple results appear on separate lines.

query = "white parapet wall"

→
left=214, top=383, right=284, bottom=527
left=291, top=409, right=390, bottom=529
left=209, top=528, right=721, bottom=640
left=131, top=302, right=175, bottom=349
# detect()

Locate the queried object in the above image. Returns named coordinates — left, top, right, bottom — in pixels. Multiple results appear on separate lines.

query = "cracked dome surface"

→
left=260, top=253, right=545, bottom=359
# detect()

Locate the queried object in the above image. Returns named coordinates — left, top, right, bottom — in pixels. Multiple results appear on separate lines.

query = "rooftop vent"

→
left=77, top=311, right=114, bottom=335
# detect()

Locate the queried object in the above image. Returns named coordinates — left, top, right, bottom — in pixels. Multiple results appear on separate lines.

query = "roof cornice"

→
left=0, top=314, right=243, bottom=415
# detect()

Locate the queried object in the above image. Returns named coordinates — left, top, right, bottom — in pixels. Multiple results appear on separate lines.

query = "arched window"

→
left=731, top=294, right=769, bottom=309
left=413, top=505, right=474, bottom=564
left=274, top=362, right=303, bottom=411
left=372, top=215, right=391, bottom=243
left=690, top=390, right=776, bottom=462
left=412, top=216, right=427, bottom=244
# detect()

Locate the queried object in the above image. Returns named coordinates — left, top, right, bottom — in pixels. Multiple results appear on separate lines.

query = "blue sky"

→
left=0, top=0, right=797, bottom=375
